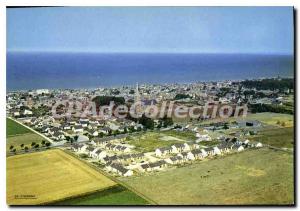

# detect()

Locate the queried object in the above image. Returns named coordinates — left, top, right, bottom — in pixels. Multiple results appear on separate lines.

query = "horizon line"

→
left=6, top=50, right=294, bottom=56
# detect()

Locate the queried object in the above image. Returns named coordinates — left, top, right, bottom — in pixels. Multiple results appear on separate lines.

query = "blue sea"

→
left=7, top=52, right=294, bottom=91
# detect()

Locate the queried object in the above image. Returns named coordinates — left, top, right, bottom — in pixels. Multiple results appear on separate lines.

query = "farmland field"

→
left=121, top=148, right=294, bottom=205
left=7, top=118, right=32, bottom=136
left=7, top=149, right=116, bottom=205
left=54, top=185, right=149, bottom=205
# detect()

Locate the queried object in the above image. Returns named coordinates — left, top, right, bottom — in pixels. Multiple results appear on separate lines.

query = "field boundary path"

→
left=63, top=149, right=157, bottom=205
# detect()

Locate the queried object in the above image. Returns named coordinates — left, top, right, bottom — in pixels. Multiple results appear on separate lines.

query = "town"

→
left=7, top=78, right=293, bottom=178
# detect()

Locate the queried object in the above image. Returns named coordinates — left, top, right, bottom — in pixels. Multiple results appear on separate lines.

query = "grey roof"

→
left=191, top=149, right=202, bottom=155
left=74, top=125, right=83, bottom=129
left=173, top=143, right=185, bottom=148
left=157, top=146, right=172, bottom=152
left=110, top=163, right=130, bottom=174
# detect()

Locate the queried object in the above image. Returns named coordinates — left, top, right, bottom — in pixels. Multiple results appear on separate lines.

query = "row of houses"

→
left=138, top=139, right=263, bottom=173
left=106, top=163, right=133, bottom=177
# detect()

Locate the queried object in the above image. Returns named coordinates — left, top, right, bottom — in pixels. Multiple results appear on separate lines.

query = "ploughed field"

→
left=121, top=148, right=294, bottom=205
left=7, top=149, right=116, bottom=205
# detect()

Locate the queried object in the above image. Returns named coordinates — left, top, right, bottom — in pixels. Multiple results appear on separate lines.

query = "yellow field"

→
left=7, top=149, right=116, bottom=205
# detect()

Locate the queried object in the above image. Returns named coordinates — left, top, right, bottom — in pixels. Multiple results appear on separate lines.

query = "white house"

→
left=195, top=133, right=212, bottom=142
left=87, top=129, right=99, bottom=137
left=191, top=149, right=205, bottom=160
left=72, top=143, right=88, bottom=153
left=23, top=109, right=33, bottom=116
left=91, top=149, right=107, bottom=160
left=73, top=125, right=84, bottom=133
left=179, top=152, right=195, bottom=161
left=107, top=163, right=133, bottom=177
left=165, top=156, right=183, bottom=165
left=155, top=147, right=172, bottom=157
left=171, top=143, right=190, bottom=153
left=213, top=146, right=221, bottom=155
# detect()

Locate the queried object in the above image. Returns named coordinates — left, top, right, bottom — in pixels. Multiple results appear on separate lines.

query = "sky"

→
left=7, top=7, right=294, bottom=54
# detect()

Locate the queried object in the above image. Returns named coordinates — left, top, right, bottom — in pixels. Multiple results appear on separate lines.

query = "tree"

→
left=45, top=142, right=51, bottom=147
left=161, top=115, right=173, bottom=127
left=12, top=149, right=16, bottom=153
left=41, top=140, right=46, bottom=146
left=31, top=142, right=36, bottom=147
left=65, top=136, right=71, bottom=142
left=138, top=115, right=154, bottom=130
left=9, top=145, right=14, bottom=150
left=98, top=132, right=104, bottom=138
left=24, top=146, right=29, bottom=152
left=174, top=94, right=190, bottom=100
left=34, top=144, right=39, bottom=148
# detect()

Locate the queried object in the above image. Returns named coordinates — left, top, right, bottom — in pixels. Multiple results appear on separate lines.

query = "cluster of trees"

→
left=137, top=115, right=174, bottom=130
left=32, top=105, right=50, bottom=117
left=217, top=87, right=231, bottom=97
left=92, top=96, right=125, bottom=106
left=157, top=116, right=173, bottom=128
left=243, top=90, right=282, bottom=100
left=174, top=94, right=191, bottom=100
left=241, top=78, right=293, bottom=92
left=249, top=103, right=293, bottom=115
left=138, top=115, right=154, bottom=130
left=9, top=141, right=51, bottom=154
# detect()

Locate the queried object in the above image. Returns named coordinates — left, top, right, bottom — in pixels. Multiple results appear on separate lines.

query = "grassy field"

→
left=7, top=118, right=32, bottom=136
left=126, top=132, right=184, bottom=152
left=54, top=185, right=149, bottom=205
left=121, top=148, right=294, bottom=205
left=197, top=112, right=294, bottom=128
left=160, top=130, right=197, bottom=141
left=242, top=112, right=294, bottom=128
left=248, top=127, right=294, bottom=149
left=7, top=133, right=48, bottom=153
left=6, top=118, right=49, bottom=153
left=7, top=149, right=116, bottom=205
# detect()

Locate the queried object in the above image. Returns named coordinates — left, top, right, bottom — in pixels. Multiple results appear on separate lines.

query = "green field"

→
left=126, top=132, right=184, bottom=152
left=7, top=133, right=49, bottom=153
left=121, top=148, right=294, bottom=205
left=248, top=127, right=294, bottom=149
left=197, top=112, right=294, bottom=128
left=160, top=130, right=197, bottom=141
left=54, top=185, right=149, bottom=205
left=7, top=118, right=32, bottom=136
left=6, top=118, right=50, bottom=153
left=242, top=113, right=294, bottom=128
